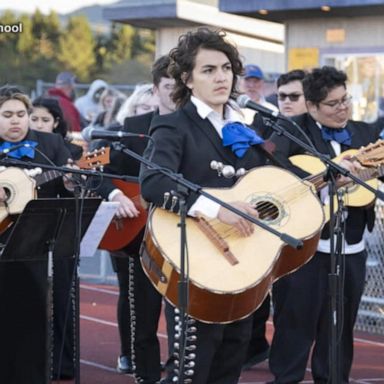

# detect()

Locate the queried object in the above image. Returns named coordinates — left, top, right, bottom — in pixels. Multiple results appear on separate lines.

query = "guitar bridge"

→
left=195, top=216, right=238, bottom=265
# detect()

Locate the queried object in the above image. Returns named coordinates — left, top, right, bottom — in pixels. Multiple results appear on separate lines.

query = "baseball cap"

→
left=56, top=71, right=76, bottom=86
left=244, top=65, right=264, bottom=80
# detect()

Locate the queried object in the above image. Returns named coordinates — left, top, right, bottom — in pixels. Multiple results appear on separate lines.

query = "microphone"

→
left=81, top=127, right=149, bottom=142
left=236, top=94, right=281, bottom=119
left=0, top=143, right=31, bottom=159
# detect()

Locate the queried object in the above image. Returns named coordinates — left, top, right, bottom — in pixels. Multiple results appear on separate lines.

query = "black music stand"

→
left=0, top=197, right=101, bottom=384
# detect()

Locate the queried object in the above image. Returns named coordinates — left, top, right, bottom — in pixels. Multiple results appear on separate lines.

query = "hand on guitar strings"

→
left=337, top=156, right=365, bottom=187
left=111, top=191, right=140, bottom=219
left=62, top=158, right=84, bottom=192
left=217, top=201, right=259, bottom=237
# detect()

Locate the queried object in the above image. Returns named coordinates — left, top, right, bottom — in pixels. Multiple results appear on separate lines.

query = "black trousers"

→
left=52, top=256, right=75, bottom=379
left=111, top=249, right=162, bottom=384
left=0, top=261, right=48, bottom=384
left=269, top=250, right=367, bottom=383
left=0, top=256, right=76, bottom=383
left=163, top=303, right=253, bottom=384
left=246, top=294, right=271, bottom=357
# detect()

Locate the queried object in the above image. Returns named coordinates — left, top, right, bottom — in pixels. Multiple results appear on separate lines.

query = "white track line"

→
left=80, top=283, right=384, bottom=382
left=80, top=359, right=118, bottom=373
left=80, top=314, right=168, bottom=339
left=80, top=283, right=384, bottom=348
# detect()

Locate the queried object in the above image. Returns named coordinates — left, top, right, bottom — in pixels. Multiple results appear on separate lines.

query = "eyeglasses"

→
left=320, top=95, right=352, bottom=109
left=277, top=93, right=303, bottom=102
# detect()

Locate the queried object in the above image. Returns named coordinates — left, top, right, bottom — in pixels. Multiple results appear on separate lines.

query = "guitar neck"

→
left=307, top=163, right=384, bottom=191
left=34, top=170, right=62, bottom=186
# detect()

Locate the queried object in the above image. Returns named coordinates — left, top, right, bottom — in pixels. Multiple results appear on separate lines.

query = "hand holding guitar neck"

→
left=290, top=138, right=384, bottom=219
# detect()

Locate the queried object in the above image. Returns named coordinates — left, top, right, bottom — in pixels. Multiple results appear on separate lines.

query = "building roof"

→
left=103, top=0, right=284, bottom=43
left=218, top=0, right=384, bottom=22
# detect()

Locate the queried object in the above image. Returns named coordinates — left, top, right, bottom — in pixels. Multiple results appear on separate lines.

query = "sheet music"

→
left=80, top=201, right=119, bottom=257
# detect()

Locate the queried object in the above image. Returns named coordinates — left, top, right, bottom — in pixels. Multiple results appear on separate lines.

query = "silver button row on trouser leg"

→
left=172, top=308, right=197, bottom=383
left=127, top=256, right=138, bottom=377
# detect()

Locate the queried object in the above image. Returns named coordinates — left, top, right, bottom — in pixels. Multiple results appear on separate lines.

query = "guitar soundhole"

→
left=254, top=201, right=279, bottom=221
left=3, top=187, right=11, bottom=201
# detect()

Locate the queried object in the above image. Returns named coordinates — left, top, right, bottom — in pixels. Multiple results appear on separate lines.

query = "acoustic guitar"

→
left=142, top=166, right=325, bottom=324
left=98, top=180, right=148, bottom=251
left=290, top=139, right=384, bottom=220
left=141, top=140, right=384, bottom=323
left=0, top=147, right=110, bottom=234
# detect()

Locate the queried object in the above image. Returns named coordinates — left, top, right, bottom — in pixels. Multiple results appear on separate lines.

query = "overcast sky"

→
left=0, top=0, right=118, bottom=14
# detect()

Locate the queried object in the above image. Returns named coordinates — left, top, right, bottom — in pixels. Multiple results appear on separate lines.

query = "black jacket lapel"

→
left=183, top=101, right=235, bottom=164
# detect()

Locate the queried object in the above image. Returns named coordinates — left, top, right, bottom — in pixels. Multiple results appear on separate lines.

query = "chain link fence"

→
left=357, top=183, right=384, bottom=335
left=34, top=79, right=136, bottom=99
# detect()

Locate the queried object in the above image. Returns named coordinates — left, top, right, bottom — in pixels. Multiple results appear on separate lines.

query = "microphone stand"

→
left=0, top=157, right=138, bottom=183
left=261, top=115, right=384, bottom=384
left=111, top=141, right=303, bottom=384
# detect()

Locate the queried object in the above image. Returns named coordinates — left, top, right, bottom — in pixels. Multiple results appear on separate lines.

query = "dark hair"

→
left=0, top=84, right=32, bottom=111
left=277, top=69, right=307, bottom=88
left=32, top=96, right=68, bottom=137
left=168, top=27, right=243, bottom=107
left=152, top=55, right=172, bottom=87
left=109, top=95, right=126, bottom=123
left=303, top=66, right=347, bottom=104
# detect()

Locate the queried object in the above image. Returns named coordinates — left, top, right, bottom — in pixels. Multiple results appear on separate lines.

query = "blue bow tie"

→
left=0, top=140, right=38, bottom=159
left=222, top=122, right=264, bottom=158
left=321, top=126, right=351, bottom=146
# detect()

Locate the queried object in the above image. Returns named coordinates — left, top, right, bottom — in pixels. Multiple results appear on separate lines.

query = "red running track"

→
left=54, top=282, right=384, bottom=384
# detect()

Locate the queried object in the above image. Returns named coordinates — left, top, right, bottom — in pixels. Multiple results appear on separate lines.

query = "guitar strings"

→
left=206, top=181, right=314, bottom=237
left=201, top=162, right=381, bottom=237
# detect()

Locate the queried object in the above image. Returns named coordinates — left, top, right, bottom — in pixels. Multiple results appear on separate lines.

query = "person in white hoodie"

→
left=75, top=79, right=108, bottom=123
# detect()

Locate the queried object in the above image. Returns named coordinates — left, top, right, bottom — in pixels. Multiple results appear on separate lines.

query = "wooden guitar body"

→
left=141, top=166, right=325, bottom=323
left=0, top=167, right=36, bottom=232
left=290, top=149, right=378, bottom=212
left=98, top=180, right=148, bottom=251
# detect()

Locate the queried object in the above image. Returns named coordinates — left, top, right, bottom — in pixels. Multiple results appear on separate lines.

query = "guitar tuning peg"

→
left=162, top=192, right=170, bottom=209
left=170, top=195, right=178, bottom=212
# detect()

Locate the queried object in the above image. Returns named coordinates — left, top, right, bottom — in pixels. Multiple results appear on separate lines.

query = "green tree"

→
left=0, top=11, right=18, bottom=44
left=0, top=9, right=156, bottom=90
left=57, top=16, right=96, bottom=81
left=44, top=11, right=61, bottom=45
left=16, top=15, right=34, bottom=55
left=109, top=23, right=134, bottom=62
left=131, top=28, right=155, bottom=59
left=94, top=23, right=135, bottom=74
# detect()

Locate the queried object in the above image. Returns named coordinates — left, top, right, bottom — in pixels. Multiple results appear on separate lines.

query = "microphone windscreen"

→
left=236, top=94, right=250, bottom=109
left=81, top=125, right=94, bottom=142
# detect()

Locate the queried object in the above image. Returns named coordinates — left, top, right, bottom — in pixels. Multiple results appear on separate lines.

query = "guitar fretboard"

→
left=35, top=170, right=61, bottom=186
left=308, top=163, right=384, bottom=191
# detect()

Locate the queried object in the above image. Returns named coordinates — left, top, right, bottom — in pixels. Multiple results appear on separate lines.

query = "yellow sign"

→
left=288, top=48, right=319, bottom=71
left=326, top=28, right=346, bottom=43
